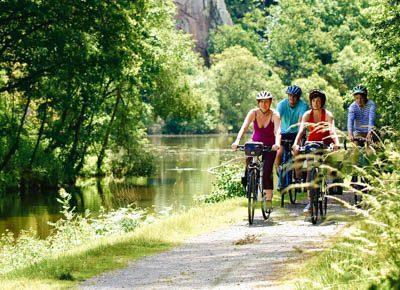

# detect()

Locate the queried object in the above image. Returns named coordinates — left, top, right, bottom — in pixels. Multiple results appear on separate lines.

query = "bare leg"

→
left=292, top=149, right=304, bottom=180
left=275, top=145, right=283, bottom=167
left=264, top=189, right=273, bottom=209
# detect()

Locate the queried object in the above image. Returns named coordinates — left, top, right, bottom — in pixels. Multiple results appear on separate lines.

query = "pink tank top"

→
left=252, top=111, right=275, bottom=146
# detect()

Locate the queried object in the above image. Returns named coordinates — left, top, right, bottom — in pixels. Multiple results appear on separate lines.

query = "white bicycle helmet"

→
left=256, top=91, right=273, bottom=100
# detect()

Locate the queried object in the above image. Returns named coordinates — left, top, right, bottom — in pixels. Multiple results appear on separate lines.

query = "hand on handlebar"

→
left=272, top=144, right=280, bottom=151
left=231, top=141, right=239, bottom=151
left=291, top=144, right=300, bottom=154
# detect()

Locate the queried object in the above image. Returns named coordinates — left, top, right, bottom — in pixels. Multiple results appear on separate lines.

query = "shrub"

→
left=0, top=189, right=152, bottom=275
left=198, top=162, right=244, bottom=203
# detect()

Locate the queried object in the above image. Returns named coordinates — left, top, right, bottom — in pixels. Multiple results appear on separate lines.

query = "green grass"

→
left=0, top=198, right=246, bottom=289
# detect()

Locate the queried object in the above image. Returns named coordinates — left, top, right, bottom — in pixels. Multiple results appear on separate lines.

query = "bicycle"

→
left=349, top=137, right=370, bottom=206
left=278, top=138, right=299, bottom=207
left=299, top=141, right=336, bottom=224
left=238, top=142, right=273, bottom=225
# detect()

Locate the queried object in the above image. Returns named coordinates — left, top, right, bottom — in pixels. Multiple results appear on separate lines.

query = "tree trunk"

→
left=29, top=102, right=48, bottom=167
left=0, top=95, right=32, bottom=171
left=96, top=89, right=122, bottom=176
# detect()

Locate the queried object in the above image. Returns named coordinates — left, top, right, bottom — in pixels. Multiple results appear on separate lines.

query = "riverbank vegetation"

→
left=0, top=192, right=245, bottom=289
left=298, top=133, right=400, bottom=289
left=1, top=0, right=398, bottom=193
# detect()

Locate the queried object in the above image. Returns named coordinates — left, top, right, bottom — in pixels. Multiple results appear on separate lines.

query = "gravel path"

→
left=81, top=196, right=353, bottom=290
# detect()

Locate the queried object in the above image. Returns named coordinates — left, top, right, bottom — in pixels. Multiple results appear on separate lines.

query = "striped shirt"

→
left=347, top=99, right=376, bottom=134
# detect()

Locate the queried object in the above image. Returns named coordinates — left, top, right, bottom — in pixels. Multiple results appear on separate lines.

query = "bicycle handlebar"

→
left=298, top=142, right=343, bottom=154
left=237, top=145, right=273, bottom=152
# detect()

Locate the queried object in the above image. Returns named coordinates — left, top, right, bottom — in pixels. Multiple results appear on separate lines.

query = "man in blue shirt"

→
left=347, top=85, right=376, bottom=142
left=276, top=85, right=308, bottom=182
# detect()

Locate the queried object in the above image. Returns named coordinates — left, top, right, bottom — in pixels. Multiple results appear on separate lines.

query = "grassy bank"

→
left=0, top=198, right=247, bottom=289
left=294, top=137, right=400, bottom=289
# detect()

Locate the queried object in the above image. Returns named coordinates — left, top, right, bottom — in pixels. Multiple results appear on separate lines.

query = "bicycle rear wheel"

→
left=247, top=170, right=257, bottom=225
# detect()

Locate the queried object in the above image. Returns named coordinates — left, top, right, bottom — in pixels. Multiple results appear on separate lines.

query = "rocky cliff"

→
left=173, top=0, right=232, bottom=58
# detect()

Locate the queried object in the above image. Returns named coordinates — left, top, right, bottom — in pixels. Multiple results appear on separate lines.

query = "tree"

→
left=0, top=0, right=203, bottom=190
left=209, top=46, right=284, bottom=132
left=367, top=0, right=400, bottom=130
left=208, top=25, right=265, bottom=59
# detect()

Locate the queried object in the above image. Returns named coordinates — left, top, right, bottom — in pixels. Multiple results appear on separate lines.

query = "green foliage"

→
left=266, top=0, right=372, bottom=84
left=198, top=162, right=244, bottom=203
left=329, top=38, right=376, bottom=94
left=209, top=46, right=284, bottom=132
left=300, top=135, right=400, bottom=289
left=225, top=0, right=277, bottom=22
left=208, top=25, right=265, bottom=59
left=367, top=0, right=400, bottom=131
left=0, top=188, right=151, bottom=275
left=0, top=0, right=203, bottom=189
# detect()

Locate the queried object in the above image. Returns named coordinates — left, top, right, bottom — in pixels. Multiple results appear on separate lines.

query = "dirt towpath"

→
left=81, top=197, right=353, bottom=290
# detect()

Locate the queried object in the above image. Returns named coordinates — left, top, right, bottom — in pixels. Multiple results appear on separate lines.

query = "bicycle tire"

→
left=320, top=180, right=327, bottom=217
left=261, top=196, right=271, bottom=220
left=310, top=189, right=319, bottom=224
left=247, top=170, right=257, bottom=225
left=278, top=165, right=285, bottom=208
left=289, top=187, right=297, bottom=204
left=319, top=196, right=327, bottom=217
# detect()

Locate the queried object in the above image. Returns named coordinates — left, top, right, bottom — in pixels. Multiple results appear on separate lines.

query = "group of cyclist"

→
left=232, top=84, right=376, bottom=213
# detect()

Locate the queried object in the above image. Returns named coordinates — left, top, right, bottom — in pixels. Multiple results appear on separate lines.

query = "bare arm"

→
left=327, top=111, right=340, bottom=147
left=231, top=109, right=255, bottom=150
left=293, top=111, right=309, bottom=146
left=273, top=112, right=281, bottom=151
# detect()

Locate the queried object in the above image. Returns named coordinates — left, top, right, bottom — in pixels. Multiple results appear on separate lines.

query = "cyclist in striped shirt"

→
left=347, top=85, right=376, bottom=142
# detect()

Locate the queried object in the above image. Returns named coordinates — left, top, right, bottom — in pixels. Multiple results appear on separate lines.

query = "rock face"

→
left=174, top=0, right=233, bottom=58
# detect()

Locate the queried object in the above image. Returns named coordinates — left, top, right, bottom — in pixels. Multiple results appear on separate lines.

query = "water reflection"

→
left=0, top=135, right=238, bottom=237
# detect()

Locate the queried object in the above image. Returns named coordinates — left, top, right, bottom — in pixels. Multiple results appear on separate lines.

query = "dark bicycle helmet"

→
left=286, top=85, right=302, bottom=97
left=352, top=84, right=368, bottom=96
left=309, top=89, right=326, bottom=108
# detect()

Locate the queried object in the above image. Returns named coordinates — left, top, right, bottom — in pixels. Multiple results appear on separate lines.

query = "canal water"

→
left=0, top=135, right=239, bottom=238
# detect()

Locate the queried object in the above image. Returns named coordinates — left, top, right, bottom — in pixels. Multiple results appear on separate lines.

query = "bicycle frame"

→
left=300, top=142, right=330, bottom=224
left=238, top=142, right=272, bottom=224
left=350, top=137, right=370, bottom=205
left=247, top=156, right=264, bottom=200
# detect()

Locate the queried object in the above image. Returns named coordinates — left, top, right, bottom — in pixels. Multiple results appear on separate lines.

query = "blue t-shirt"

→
left=277, top=98, right=308, bottom=134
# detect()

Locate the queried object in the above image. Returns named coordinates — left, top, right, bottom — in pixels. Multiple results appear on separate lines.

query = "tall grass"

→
left=0, top=189, right=150, bottom=275
left=299, top=132, right=400, bottom=289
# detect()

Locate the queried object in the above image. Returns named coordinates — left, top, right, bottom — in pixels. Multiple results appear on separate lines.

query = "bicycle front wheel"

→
left=320, top=181, right=327, bottom=217
left=247, top=170, right=257, bottom=225
left=310, top=189, right=319, bottom=224
left=261, top=196, right=271, bottom=220
left=289, top=187, right=297, bottom=204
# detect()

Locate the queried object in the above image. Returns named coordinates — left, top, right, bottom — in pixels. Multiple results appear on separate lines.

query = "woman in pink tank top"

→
left=232, top=91, right=281, bottom=207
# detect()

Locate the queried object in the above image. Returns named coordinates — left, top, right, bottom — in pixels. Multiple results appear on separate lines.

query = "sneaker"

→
left=303, top=202, right=311, bottom=214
